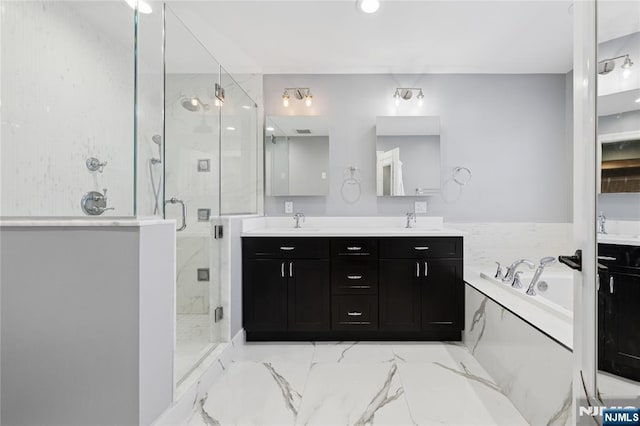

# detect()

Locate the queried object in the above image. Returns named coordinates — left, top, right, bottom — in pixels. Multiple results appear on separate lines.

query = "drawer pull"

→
left=280, top=246, right=295, bottom=251
left=347, top=246, right=362, bottom=251
left=289, top=262, right=294, bottom=278
left=281, top=262, right=285, bottom=278
left=416, top=262, right=420, bottom=277
left=340, top=321, right=371, bottom=325
left=347, top=311, right=363, bottom=316
left=347, top=275, right=362, bottom=280
left=425, top=261, right=428, bottom=277
left=348, top=285, right=371, bottom=289
left=610, top=276, right=614, bottom=294
left=430, top=321, right=454, bottom=325
left=414, top=246, right=430, bottom=250
left=598, top=255, right=617, bottom=261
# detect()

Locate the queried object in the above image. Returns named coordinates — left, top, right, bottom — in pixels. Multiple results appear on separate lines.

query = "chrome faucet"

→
left=597, top=211, right=607, bottom=234
left=293, top=212, right=305, bottom=229
left=81, top=189, right=114, bottom=216
left=526, top=257, right=557, bottom=296
left=503, top=259, right=535, bottom=284
left=405, top=212, right=416, bottom=228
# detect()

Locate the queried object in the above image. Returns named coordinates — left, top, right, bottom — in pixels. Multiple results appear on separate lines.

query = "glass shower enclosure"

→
left=164, top=7, right=258, bottom=385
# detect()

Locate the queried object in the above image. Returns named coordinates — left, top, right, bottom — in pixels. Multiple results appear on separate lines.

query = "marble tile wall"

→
left=451, top=222, right=574, bottom=270
left=464, top=284, right=574, bottom=426
left=0, top=2, right=142, bottom=217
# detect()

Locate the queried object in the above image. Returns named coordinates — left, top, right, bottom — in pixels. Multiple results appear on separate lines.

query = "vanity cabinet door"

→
left=379, top=259, right=421, bottom=331
left=421, top=259, right=463, bottom=331
left=288, top=260, right=331, bottom=331
left=243, top=259, right=288, bottom=332
left=606, top=272, right=640, bottom=381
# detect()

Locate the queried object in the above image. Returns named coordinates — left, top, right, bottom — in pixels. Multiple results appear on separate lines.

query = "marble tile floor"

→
left=183, top=342, right=528, bottom=425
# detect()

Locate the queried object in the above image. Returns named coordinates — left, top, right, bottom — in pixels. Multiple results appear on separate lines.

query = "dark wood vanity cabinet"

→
left=243, top=236, right=463, bottom=340
left=598, top=243, right=640, bottom=382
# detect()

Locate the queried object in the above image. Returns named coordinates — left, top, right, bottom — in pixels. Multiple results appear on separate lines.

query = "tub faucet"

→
left=597, top=211, right=607, bottom=234
left=293, top=212, right=305, bottom=229
left=406, top=212, right=416, bottom=228
left=526, top=256, right=557, bottom=296
left=503, top=259, right=535, bottom=284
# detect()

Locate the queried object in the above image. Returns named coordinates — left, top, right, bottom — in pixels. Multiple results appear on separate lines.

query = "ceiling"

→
left=168, top=0, right=575, bottom=74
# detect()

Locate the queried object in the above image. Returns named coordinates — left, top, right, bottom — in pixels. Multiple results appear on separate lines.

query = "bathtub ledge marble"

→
left=0, top=217, right=172, bottom=227
left=464, top=268, right=573, bottom=350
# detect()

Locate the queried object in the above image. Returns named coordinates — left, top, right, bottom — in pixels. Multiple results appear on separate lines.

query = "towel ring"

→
left=453, top=166, right=472, bottom=186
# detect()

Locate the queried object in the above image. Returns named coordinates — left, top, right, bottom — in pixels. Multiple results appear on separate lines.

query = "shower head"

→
left=152, top=135, right=162, bottom=145
left=181, top=97, right=211, bottom=112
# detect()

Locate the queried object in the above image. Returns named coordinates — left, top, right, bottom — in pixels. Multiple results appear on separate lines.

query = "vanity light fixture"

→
left=393, top=87, right=425, bottom=106
left=356, top=0, right=380, bottom=14
left=282, top=88, right=313, bottom=108
left=598, top=54, right=634, bottom=76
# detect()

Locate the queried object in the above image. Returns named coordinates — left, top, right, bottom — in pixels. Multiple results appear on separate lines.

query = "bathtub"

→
left=468, top=268, right=574, bottom=348
left=464, top=268, right=575, bottom=425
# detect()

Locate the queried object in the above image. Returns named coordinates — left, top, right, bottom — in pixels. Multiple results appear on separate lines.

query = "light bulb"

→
left=282, top=91, right=290, bottom=107
left=635, top=97, right=640, bottom=103
left=357, top=0, right=380, bottom=14
left=623, top=68, right=632, bottom=79
left=394, top=89, right=400, bottom=106
left=417, top=89, right=424, bottom=106
left=305, top=94, right=313, bottom=107
left=190, top=98, right=199, bottom=107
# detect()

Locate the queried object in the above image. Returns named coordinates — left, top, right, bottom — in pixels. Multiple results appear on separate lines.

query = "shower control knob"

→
left=81, top=189, right=114, bottom=216
left=86, top=157, right=108, bottom=173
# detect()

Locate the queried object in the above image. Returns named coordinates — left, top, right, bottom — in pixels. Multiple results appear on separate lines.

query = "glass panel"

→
left=1, top=1, right=136, bottom=217
left=596, top=0, right=640, bottom=397
left=220, top=68, right=258, bottom=215
left=164, top=6, right=222, bottom=387
left=136, top=1, right=165, bottom=217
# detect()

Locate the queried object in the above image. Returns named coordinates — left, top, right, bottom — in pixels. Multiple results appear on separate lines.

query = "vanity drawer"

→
left=332, top=259, right=378, bottom=294
left=379, top=237, right=462, bottom=259
left=331, top=295, right=378, bottom=330
left=243, top=237, right=330, bottom=259
left=331, top=239, right=378, bottom=257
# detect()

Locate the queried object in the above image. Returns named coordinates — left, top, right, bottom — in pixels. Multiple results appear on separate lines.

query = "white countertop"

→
left=0, top=217, right=173, bottom=227
left=241, top=216, right=464, bottom=237
left=598, top=233, right=640, bottom=246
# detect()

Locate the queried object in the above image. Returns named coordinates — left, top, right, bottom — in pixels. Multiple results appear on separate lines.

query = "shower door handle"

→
left=165, top=198, right=187, bottom=231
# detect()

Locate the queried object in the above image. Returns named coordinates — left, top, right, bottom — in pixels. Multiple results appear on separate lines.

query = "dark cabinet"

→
left=379, top=259, right=421, bottom=331
left=243, top=236, right=463, bottom=341
left=598, top=243, right=640, bottom=382
left=422, top=259, right=463, bottom=331
left=243, top=259, right=288, bottom=331
left=288, top=259, right=330, bottom=331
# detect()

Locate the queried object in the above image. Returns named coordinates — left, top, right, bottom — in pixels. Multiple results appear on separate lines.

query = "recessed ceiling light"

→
left=356, top=0, right=380, bottom=14
left=266, top=127, right=275, bottom=132
left=226, top=126, right=236, bottom=131
left=124, top=0, right=152, bottom=14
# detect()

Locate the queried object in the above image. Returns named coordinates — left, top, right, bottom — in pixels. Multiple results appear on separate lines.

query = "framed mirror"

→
left=375, top=116, right=441, bottom=196
left=264, top=116, right=330, bottom=196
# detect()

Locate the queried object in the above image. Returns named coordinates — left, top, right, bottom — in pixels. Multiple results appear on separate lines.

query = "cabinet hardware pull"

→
left=610, top=276, right=614, bottom=294
left=340, top=321, right=371, bottom=325
left=347, top=275, right=362, bottom=280
left=424, top=261, right=428, bottom=277
left=289, top=262, right=294, bottom=278
left=347, top=246, right=362, bottom=251
left=281, top=262, right=285, bottom=278
left=347, top=311, right=363, bottom=316
left=430, top=321, right=454, bottom=325
left=598, top=256, right=617, bottom=261
left=414, top=246, right=430, bottom=250
left=348, top=285, right=371, bottom=289
left=280, top=246, right=295, bottom=251
left=416, top=262, right=420, bottom=277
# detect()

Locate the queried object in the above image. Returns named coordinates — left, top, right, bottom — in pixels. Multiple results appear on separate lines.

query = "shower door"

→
left=163, top=7, right=224, bottom=386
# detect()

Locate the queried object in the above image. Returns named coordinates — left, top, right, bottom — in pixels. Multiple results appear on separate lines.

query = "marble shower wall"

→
left=464, top=285, right=573, bottom=425
left=0, top=1, right=164, bottom=217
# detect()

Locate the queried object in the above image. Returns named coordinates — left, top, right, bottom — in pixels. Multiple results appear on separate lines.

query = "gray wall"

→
left=598, top=110, right=640, bottom=219
left=289, top=136, right=330, bottom=195
left=264, top=74, right=572, bottom=222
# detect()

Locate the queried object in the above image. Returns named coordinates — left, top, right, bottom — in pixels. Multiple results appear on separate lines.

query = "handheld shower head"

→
left=539, top=256, right=557, bottom=267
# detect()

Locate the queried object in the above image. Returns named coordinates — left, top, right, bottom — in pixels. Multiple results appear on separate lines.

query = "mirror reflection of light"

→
left=266, top=127, right=275, bottom=131
left=226, top=126, right=236, bottom=131
left=635, top=97, right=640, bottom=103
